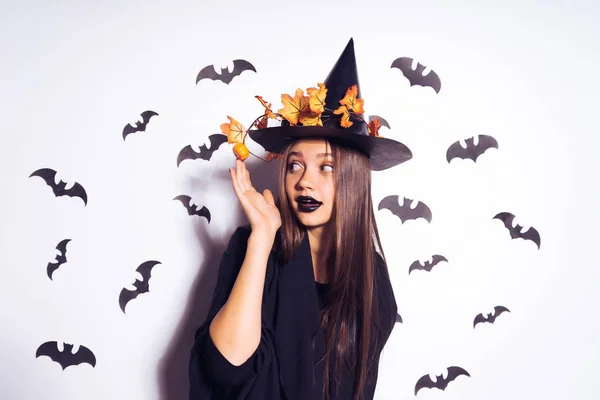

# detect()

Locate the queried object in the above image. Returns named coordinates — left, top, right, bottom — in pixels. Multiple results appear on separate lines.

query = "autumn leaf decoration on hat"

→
left=220, top=83, right=383, bottom=162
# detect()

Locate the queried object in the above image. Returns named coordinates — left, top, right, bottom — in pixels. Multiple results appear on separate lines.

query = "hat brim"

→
left=248, top=126, right=413, bottom=171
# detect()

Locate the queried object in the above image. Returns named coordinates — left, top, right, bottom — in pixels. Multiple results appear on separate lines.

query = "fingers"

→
left=236, top=159, right=246, bottom=192
left=263, top=189, right=275, bottom=206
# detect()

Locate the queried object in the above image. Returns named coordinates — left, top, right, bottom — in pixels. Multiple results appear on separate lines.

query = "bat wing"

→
left=72, top=344, right=96, bottom=368
left=446, top=139, right=471, bottom=163
left=414, top=200, right=433, bottom=223
left=173, top=194, right=192, bottom=211
left=194, top=205, right=211, bottom=223
left=493, top=212, right=515, bottom=231
left=120, top=261, right=161, bottom=313
left=140, top=110, right=158, bottom=125
left=494, top=305, right=511, bottom=317
left=520, top=226, right=541, bottom=249
left=136, top=260, right=161, bottom=282
left=414, top=374, right=436, bottom=395
left=29, top=168, right=57, bottom=188
left=123, top=111, right=158, bottom=140
left=196, top=64, right=220, bottom=83
left=473, top=312, right=487, bottom=328
left=377, top=195, right=403, bottom=221
left=391, top=57, right=441, bottom=93
left=232, top=59, right=257, bottom=81
left=368, top=115, right=391, bottom=129
left=431, top=254, right=448, bottom=266
left=472, top=135, right=499, bottom=161
left=395, top=312, right=403, bottom=324
left=64, top=181, right=87, bottom=205
left=446, top=366, right=471, bottom=385
left=408, top=259, right=425, bottom=274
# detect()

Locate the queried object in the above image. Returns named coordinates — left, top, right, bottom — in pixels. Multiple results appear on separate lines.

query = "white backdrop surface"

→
left=1, top=0, right=599, bottom=399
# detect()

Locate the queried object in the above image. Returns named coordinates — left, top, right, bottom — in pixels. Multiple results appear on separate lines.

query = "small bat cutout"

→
left=391, top=57, right=441, bottom=93
left=415, top=366, right=470, bottom=395
left=474, top=305, right=510, bottom=328
left=119, top=260, right=162, bottom=313
left=446, top=135, right=498, bottom=163
left=122, top=110, right=158, bottom=140
left=408, top=255, right=448, bottom=274
left=493, top=212, right=541, bottom=249
left=29, top=168, right=87, bottom=206
left=36, top=341, right=96, bottom=370
left=378, top=195, right=432, bottom=223
left=173, top=195, right=211, bottom=223
left=396, top=312, right=403, bottom=324
left=176, top=134, right=228, bottom=166
left=196, top=59, right=256, bottom=85
left=47, top=239, right=71, bottom=280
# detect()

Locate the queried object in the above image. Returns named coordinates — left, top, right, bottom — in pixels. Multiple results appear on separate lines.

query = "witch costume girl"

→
left=188, top=38, right=413, bottom=399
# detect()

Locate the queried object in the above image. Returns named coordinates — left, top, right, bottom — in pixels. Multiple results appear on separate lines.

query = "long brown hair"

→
left=275, top=137, right=388, bottom=400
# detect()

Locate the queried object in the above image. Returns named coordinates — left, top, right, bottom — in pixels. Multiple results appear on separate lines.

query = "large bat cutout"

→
left=368, top=115, right=391, bottom=129
left=29, top=168, right=88, bottom=206
left=446, top=134, right=498, bottom=163
left=196, top=59, right=256, bottom=85
left=173, top=195, right=211, bottom=223
left=493, top=212, right=541, bottom=249
left=391, top=57, right=441, bottom=93
left=119, top=260, right=162, bottom=314
left=378, top=195, right=432, bottom=224
left=415, top=366, right=470, bottom=395
left=176, top=134, right=228, bottom=167
left=122, top=110, right=158, bottom=140
left=408, top=255, right=448, bottom=274
left=474, top=305, right=510, bottom=328
left=36, top=341, right=96, bottom=370
left=47, top=239, right=71, bottom=280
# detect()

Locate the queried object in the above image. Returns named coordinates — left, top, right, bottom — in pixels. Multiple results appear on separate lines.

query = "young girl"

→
left=189, top=39, right=412, bottom=400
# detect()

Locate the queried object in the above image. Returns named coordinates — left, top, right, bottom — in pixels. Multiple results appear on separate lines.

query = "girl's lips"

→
left=297, top=203, right=321, bottom=212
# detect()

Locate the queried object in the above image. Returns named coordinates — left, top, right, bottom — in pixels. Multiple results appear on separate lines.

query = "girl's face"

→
left=285, top=138, right=335, bottom=229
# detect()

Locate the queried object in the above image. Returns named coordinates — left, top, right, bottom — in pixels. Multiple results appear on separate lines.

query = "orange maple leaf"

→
left=255, top=95, right=277, bottom=119
left=299, top=111, right=323, bottom=126
left=333, top=105, right=353, bottom=128
left=278, top=88, right=309, bottom=125
left=307, top=83, right=327, bottom=114
left=220, top=116, right=246, bottom=144
left=368, top=117, right=381, bottom=137
left=267, top=152, right=283, bottom=161
left=339, top=85, right=365, bottom=114
left=256, top=114, right=269, bottom=129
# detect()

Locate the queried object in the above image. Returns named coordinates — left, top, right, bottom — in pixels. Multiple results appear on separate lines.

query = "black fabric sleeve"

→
left=188, top=225, right=276, bottom=395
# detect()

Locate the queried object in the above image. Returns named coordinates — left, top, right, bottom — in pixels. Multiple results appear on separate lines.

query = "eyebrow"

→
left=288, top=151, right=334, bottom=158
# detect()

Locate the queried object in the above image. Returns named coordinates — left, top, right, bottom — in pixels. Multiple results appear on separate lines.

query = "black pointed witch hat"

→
left=248, top=38, right=412, bottom=171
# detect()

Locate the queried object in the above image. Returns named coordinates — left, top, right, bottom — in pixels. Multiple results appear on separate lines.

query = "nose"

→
left=296, top=168, right=317, bottom=190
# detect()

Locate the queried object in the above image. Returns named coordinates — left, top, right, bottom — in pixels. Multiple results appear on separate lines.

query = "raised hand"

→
left=229, top=159, right=281, bottom=236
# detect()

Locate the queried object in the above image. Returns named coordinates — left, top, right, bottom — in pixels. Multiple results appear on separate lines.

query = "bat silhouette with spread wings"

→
left=446, top=135, right=498, bottom=163
left=474, top=305, right=511, bottom=328
left=173, top=195, right=211, bottom=223
left=493, top=212, right=541, bottom=249
left=176, top=134, right=228, bottom=167
left=119, top=260, right=162, bottom=314
left=36, top=341, right=96, bottom=370
left=29, top=168, right=88, bottom=206
left=196, top=59, right=256, bottom=85
left=408, top=255, right=448, bottom=274
left=122, top=110, right=158, bottom=140
left=47, top=239, right=71, bottom=280
left=378, top=195, right=432, bottom=223
left=415, top=366, right=470, bottom=395
left=391, top=57, right=441, bottom=93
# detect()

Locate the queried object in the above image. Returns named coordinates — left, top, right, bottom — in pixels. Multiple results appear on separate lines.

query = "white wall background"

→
left=1, top=0, right=599, bottom=399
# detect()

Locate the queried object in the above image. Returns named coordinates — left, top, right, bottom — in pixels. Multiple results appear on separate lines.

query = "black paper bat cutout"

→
left=378, top=195, right=432, bottom=223
left=196, top=59, right=256, bottom=85
left=176, top=134, right=228, bottom=167
left=36, top=341, right=96, bottom=370
left=122, top=110, right=158, bottom=140
left=119, top=260, right=162, bottom=313
left=493, top=212, right=541, bottom=249
left=29, top=168, right=87, bottom=206
left=408, top=255, right=448, bottom=274
left=396, top=312, right=403, bottom=324
left=173, top=195, right=211, bottom=223
left=47, top=239, right=71, bottom=280
left=415, top=366, right=470, bottom=395
left=368, top=115, right=391, bottom=129
left=391, top=57, right=441, bottom=93
left=474, top=305, right=510, bottom=328
left=446, top=134, right=498, bottom=163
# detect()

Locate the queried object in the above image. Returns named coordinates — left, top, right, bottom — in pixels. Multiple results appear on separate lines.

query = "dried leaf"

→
left=220, top=116, right=246, bottom=144
left=339, top=85, right=365, bottom=114
left=255, top=95, right=277, bottom=119
left=333, top=105, right=353, bottom=128
left=307, top=83, right=327, bottom=114
left=278, top=88, right=309, bottom=125
left=368, top=117, right=381, bottom=137
left=256, top=114, right=269, bottom=129
left=267, top=152, right=283, bottom=161
left=299, top=111, right=323, bottom=126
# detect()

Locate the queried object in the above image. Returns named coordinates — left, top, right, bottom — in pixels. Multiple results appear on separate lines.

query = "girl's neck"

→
left=307, top=224, right=335, bottom=283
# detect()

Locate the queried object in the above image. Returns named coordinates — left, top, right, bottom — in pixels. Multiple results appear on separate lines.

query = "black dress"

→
left=188, top=226, right=398, bottom=399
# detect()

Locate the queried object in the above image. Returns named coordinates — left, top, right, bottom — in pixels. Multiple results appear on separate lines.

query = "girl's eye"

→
left=322, top=164, right=334, bottom=172
left=287, top=162, right=301, bottom=172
